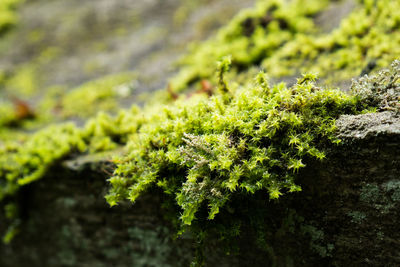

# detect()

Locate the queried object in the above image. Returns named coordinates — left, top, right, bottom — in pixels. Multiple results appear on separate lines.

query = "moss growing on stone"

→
left=263, top=0, right=400, bottom=83
left=0, top=58, right=399, bottom=259
left=1, top=0, right=400, bottom=264
left=107, top=69, right=360, bottom=226
left=59, top=73, right=136, bottom=119
left=170, top=0, right=331, bottom=92
left=170, top=0, right=400, bottom=92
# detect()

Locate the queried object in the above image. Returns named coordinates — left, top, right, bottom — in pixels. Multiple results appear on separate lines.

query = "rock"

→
left=1, top=111, right=399, bottom=266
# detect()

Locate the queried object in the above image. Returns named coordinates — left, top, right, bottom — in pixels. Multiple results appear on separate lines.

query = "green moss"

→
left=170, top=0, right=331, bottom=92
left=0, top=101, right=17, bottom=127
left=60, top=73, right=137, bottom=119
left=0, top=0, right=21, bottom=36
left=263, top=0, right=400, bottom=83
left=3, top=64, right=39, bottom=96
left=1, top=0, right=400, bottom=263
left=0, top=123, right=86, bottom=198
left=170, top=0, right=400, bottom=92
left=106, top=65, right=365, bottom=227
left=0, top=59, right=398, bottom=260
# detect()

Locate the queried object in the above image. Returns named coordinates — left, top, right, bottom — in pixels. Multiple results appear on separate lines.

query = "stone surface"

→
left=1, top=111, right=399, bottom=267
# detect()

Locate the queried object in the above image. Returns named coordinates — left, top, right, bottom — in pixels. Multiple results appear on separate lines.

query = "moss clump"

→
left=264, top=0, right=400, bottom=83
left=0, top=71, right=136, bottom=148
left=0, top=101, right=18, bottom=128
left=1, top=59, right=399, bottom=256
left=1, top=0, right=400, bottom=263
left=59, top=73, right=136, bottom=119
left=170, top=0, right=400, bottom=92
left=0, top=108, right=142, bottom=239
left=170, top=0, right=331, bottom=92
left=0, top=108, right=142, bottom=201
left=107, top=68, right=361, bottom=227
left=105, top=60, right=397, bottom=262
left=0, top=124, right=86, bottom=198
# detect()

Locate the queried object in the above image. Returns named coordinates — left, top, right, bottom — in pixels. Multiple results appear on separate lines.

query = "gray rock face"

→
left=336, top=111, right=400, bottom=139
left=1, top=111, right=399, bottom=267
left=0, top=0, right=255, bottom=97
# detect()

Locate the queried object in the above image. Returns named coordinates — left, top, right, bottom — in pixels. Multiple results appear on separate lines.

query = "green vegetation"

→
left=170, top=0, right=331, bottom=92
left=1, top=58, right=399, bottom=254
left=0, top=0, right=21, bottom=36
left=106, top=63, right=358, bottom=225
left=171, top=0, right=400, bottom=92
left=59, top=73, right=136, bottom=118
left=1, top=0, right=400, bottom=264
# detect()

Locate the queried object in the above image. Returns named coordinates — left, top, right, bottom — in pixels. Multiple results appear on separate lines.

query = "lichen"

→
left=347, top=211, right=367, bottom=224
left=383, top=180, right=400, bottom=202
left=359, top=180, right=400, bottom=214
left=301, top=224, right=334, bottom=258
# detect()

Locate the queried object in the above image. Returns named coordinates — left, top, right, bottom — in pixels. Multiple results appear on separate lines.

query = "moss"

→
left=0, top=71, right=137, bottom=151
left=0, top=0, right=21, bottom=36
left=1, top=0, right=400, bottom=264
left=2, top=64, right=38, bottom=96
left=262, top=0, right=400, bottom=83
left=0, top=59, right=398, bottom=262
left=170, top=0, right=331, bottom=92
left=0, top=101, right=18, bottom=127
left=59, top=73, right=137, bottom=119
left=170, top=0, right=400, bottom=93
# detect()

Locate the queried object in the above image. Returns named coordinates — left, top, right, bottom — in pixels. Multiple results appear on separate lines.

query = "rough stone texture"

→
left=281, top=111, right=400, bottom=266
left=0, top=0, right=255, bottom=97
left=1, top=111, right=400, bottom=267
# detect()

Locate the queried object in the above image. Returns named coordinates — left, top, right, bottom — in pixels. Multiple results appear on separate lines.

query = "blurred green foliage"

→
left=171, top=0, right=400, bottom=92
left=0, top=0, right=21, bottom=36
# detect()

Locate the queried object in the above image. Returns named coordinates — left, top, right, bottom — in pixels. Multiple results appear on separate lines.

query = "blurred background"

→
left=0, top=0, right=254, bottom=124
